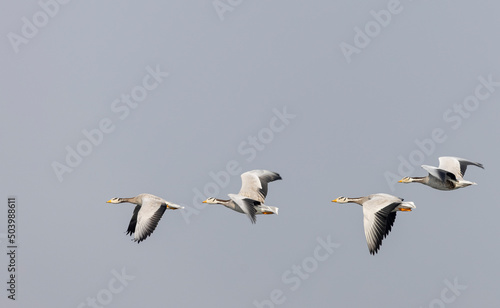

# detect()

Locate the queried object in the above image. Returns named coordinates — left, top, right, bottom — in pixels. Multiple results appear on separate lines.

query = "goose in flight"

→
left=398, top=156, right=484, bottom=190
left=107, top=193, right=184, bottom=243
left=203, top=170, right=281, bottom=224
left=332, top=193, right=415, bottom=255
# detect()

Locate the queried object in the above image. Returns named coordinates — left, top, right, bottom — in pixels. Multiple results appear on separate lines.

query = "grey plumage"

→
left=107, top=193, right=183, bottom=243
left=333, top=193, right=415, bottom=255
left=203, top=170, right=282, bottom=223
left=399, top=156, right=484, bottom=190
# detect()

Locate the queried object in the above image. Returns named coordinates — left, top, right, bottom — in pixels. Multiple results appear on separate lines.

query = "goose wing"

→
left=421, top=165, right=450, bottom=182
left=362, top=195, right=402, bottom=255
left=238, top=170, right=281, bottom=203
left=438, top=156, right=484, bottom=178
left=126, top=205, right=141, bottom=237
left=131, top=197, right=167, bottom=243
left=228, top=194, right=258, bottom=224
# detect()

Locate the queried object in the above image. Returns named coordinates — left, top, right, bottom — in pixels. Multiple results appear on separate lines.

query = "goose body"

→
left=399, top=156, right=484, bottom=190
left=107, top=193, right=183, bottom=243
left=332, top=193, right=415, bottom=255
left=203, top=170, right=281, bottom=223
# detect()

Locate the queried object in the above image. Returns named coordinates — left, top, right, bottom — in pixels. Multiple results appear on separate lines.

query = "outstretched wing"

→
left=362, top=196, right=401, bottom=255
left=126, top=205, right=142, bottom=236
left=131, top=199, right=167, bottom=243
left=438, top=157, right=484, bottom=178
left=228, top=193, right=258, bottom=224
left=238, top=170, right=281, bottom=203
left=421, top=165, right=449, bottom=182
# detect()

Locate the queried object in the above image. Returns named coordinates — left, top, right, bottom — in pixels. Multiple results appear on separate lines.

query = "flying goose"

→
left=398, top=156, right=484, bottom=190
left=332, top=193, right=415, bottom=255
left=107, top=193, right=183, bottom=243
left=202, top=170, right=281, bottom=223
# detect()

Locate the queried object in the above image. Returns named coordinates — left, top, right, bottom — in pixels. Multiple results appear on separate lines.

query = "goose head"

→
left=331, top=196, right=349, bottom=203
left=398, top=177, right=413, bottom=183
left=106, top=197, right=122, bottom=204
left=202, top=197, right=219, bottom=204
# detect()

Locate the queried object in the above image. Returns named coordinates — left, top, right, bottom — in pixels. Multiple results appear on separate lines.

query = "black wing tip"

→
left=250, top=215, right=257, bottom=223
left=368, top=208, right=398, bottom=256
left=249, top=208, right=257, bottom=224
left=459, top=159, right=484, bottom=169
left=132, top=239, right=143, bottom=244
left=266, top=171, right=282, bottom=181
left=369, top=244, right=381, bottom=255
left=132, top=235, right=148, bottom=244
left=125, top=231, right=146, bottom=244
left=250, top=209, right=257, bottom=223
left=125, top=205, right=166, bottom=244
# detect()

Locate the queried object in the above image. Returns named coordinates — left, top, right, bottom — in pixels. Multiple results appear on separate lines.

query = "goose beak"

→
left=399, top=208, right=412, bottom=212
left=332, top=199, right=338, bottom=203
left=106, top=200, right=112, bottom=203
left=202, top=200, right=207, bottom=203
left=398, top=179, right=404, bottom=183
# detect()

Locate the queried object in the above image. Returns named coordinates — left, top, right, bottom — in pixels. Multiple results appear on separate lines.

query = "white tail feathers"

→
left=259, top=205, right=279, bottom=215
left=459, top=180, right=477, bottom=186
left=166, top=202, right=184, bottom=209
left=400, top=201, right=416, bottom=210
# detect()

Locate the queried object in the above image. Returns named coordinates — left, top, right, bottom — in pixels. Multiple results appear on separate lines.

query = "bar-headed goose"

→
left=203, top=170, right=281, bottom=224
left=107, top=193, right=183, bottom=243
left=332, top=193, right=415, bottom=255
left=398, top=156, right=484, bottom=190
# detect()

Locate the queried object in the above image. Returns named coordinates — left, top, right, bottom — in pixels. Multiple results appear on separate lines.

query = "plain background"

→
left=1, top=1, right=499, bottom=307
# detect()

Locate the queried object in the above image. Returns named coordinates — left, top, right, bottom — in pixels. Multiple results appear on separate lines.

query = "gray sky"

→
left=1, top=1, right=499, bottom=307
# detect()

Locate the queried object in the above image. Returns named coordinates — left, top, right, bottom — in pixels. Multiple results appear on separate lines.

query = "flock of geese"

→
left=107, top=156, right=483, bottom=255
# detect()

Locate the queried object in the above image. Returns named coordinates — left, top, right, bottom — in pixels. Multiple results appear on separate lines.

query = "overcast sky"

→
left=1, top=1, right=500, bottom=307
